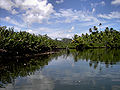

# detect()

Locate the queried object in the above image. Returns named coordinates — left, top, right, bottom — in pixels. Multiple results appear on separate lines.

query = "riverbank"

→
left=75, top=45, right=120, bottom=50
left=0, top=49, right=60, bottom=59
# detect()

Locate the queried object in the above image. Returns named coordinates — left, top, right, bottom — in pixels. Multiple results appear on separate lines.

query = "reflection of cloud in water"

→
left=49, top=55, right=74, bottom=66
left=43, top=55, right=120, bottom=87
left=44, top=60, right=97, bottom=85
left=1, top=71, right=54, bottom=90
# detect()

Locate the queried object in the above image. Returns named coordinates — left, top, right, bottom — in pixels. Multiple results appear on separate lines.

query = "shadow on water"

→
left=0, top=49, right=120, bottom=89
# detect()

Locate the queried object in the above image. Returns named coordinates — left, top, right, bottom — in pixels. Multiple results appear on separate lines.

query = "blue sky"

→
left=0, top=0, right=120, bottom=39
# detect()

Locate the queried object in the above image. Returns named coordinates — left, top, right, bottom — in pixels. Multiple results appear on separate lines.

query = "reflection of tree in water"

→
left=1, top=49, right=120, bottom=88
left=0, top=50, right=66, bottom=88
left=71, top=49, right=120, bottom=69
left=0, top=56, right=49, bottom=88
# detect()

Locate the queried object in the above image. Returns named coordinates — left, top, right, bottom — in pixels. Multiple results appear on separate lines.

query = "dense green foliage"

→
left=61, top=38, right=75, bottom=48
left=72, top=25, right=120, bottom=49
left=1, top=24, right=120, bottom=55
left=0, top=26, right=68, bottom=55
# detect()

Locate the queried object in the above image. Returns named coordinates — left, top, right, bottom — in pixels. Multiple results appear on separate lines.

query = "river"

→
left=0, top=49, right=120, bottom=90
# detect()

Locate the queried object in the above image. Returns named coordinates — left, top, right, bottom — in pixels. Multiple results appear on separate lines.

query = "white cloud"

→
left=68, top=26, right=75, bottom=32
left=0, top=0, right=18, bottom=15
left=54, top=9, right=99, bottom=23
left=56, top=0, right=64, bottom=4
left=48, top=31, right=74, bottom=39
left=26, top=27, right=57, bottom=35
left=98, top=12, right=120, bottom=19
left=2, top=72, right=54, bottom=90
left=11, top=9, right=18, bottom=14
left=71, top=26, right=75, bottom=30
left=20, top=0, right=54, bottom=24
left=5, top=17, right=11, bottom=21
left=14, top=27, right=21, bottom=32
left=0, top=0, right=54, bottom=24
left=90, top=1, right=105, bottom=15
left=27, top=29, right=34, bottom=33
left=6, top=25, right=21, bottom=32
left=101, top=1, right=105, bottom=5
left=0, top=16, right=25, bottom=27
left=0, top=0, right=14, bottom=11
left=26, top=26, right=77, bottom=39
left=111, top=0, right=120, bottom=5
left=91, top=1, right=105, bottom=8
left=92, top=8, right=95, bottom=13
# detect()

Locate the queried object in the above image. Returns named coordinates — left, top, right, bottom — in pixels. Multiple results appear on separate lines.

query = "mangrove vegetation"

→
left=0, top=24, right=120, bottom=55
left=0, top=26, right=72, bottom=56
left=72, top=25, right=120, bottom=50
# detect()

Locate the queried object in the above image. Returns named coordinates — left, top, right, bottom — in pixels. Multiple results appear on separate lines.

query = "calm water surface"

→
left=0, top=49, right=120, bottom=90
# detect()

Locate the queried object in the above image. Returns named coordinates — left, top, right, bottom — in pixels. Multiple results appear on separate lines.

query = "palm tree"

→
left=93, top=26, right=98, bottom=31
left=110, top=28, right=113, bottom=33
left=99, top=23, right=102, bottom=26
left=99, top=23, right=102, bottom=31
left=89, top=28, right=92, bottom=33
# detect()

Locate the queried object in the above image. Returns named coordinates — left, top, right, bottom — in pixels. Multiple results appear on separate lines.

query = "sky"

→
left=0, top=0, right=120, bottom=39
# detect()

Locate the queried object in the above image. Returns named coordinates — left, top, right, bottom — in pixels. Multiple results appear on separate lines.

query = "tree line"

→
left=72, top=24, right=120, bottom=50
left=0, top=26, right=71, bottom=55
left=1, top=24, right=120, bottom=55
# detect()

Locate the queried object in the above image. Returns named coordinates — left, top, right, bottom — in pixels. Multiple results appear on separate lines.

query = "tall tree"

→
left=99, top=23, right=102, bottom=31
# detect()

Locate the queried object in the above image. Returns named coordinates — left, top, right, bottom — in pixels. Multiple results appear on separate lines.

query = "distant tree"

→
left=105, top=27, right=109, bottom=34
left=99, top=23, right=102, bottom=26
left=110, top=28, right=113, bottom=33
left=61, top=38, right=72, bottom=44
left=99, top=23, right=102, bottom=31
left=89, top=28, right=92, bottom=33
left=93, top=26, right=98, bottom=31
left=73, top=34, right=78, bottom=40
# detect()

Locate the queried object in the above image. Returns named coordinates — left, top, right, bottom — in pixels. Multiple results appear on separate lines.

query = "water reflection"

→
left=0, top=50, right=66, bottom=88
left=2, top=71, right=55, bottom=90
left=0, top=49, right=120, bottom=90
left=71, top=49, right=120, bottom=69
left=42, top=49, right=120, bottom=90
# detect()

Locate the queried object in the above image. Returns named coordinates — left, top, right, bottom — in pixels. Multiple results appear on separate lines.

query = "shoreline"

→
left=0, top=47, right=119, bottom=58
left=0, top=50, right=59, bottom=59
